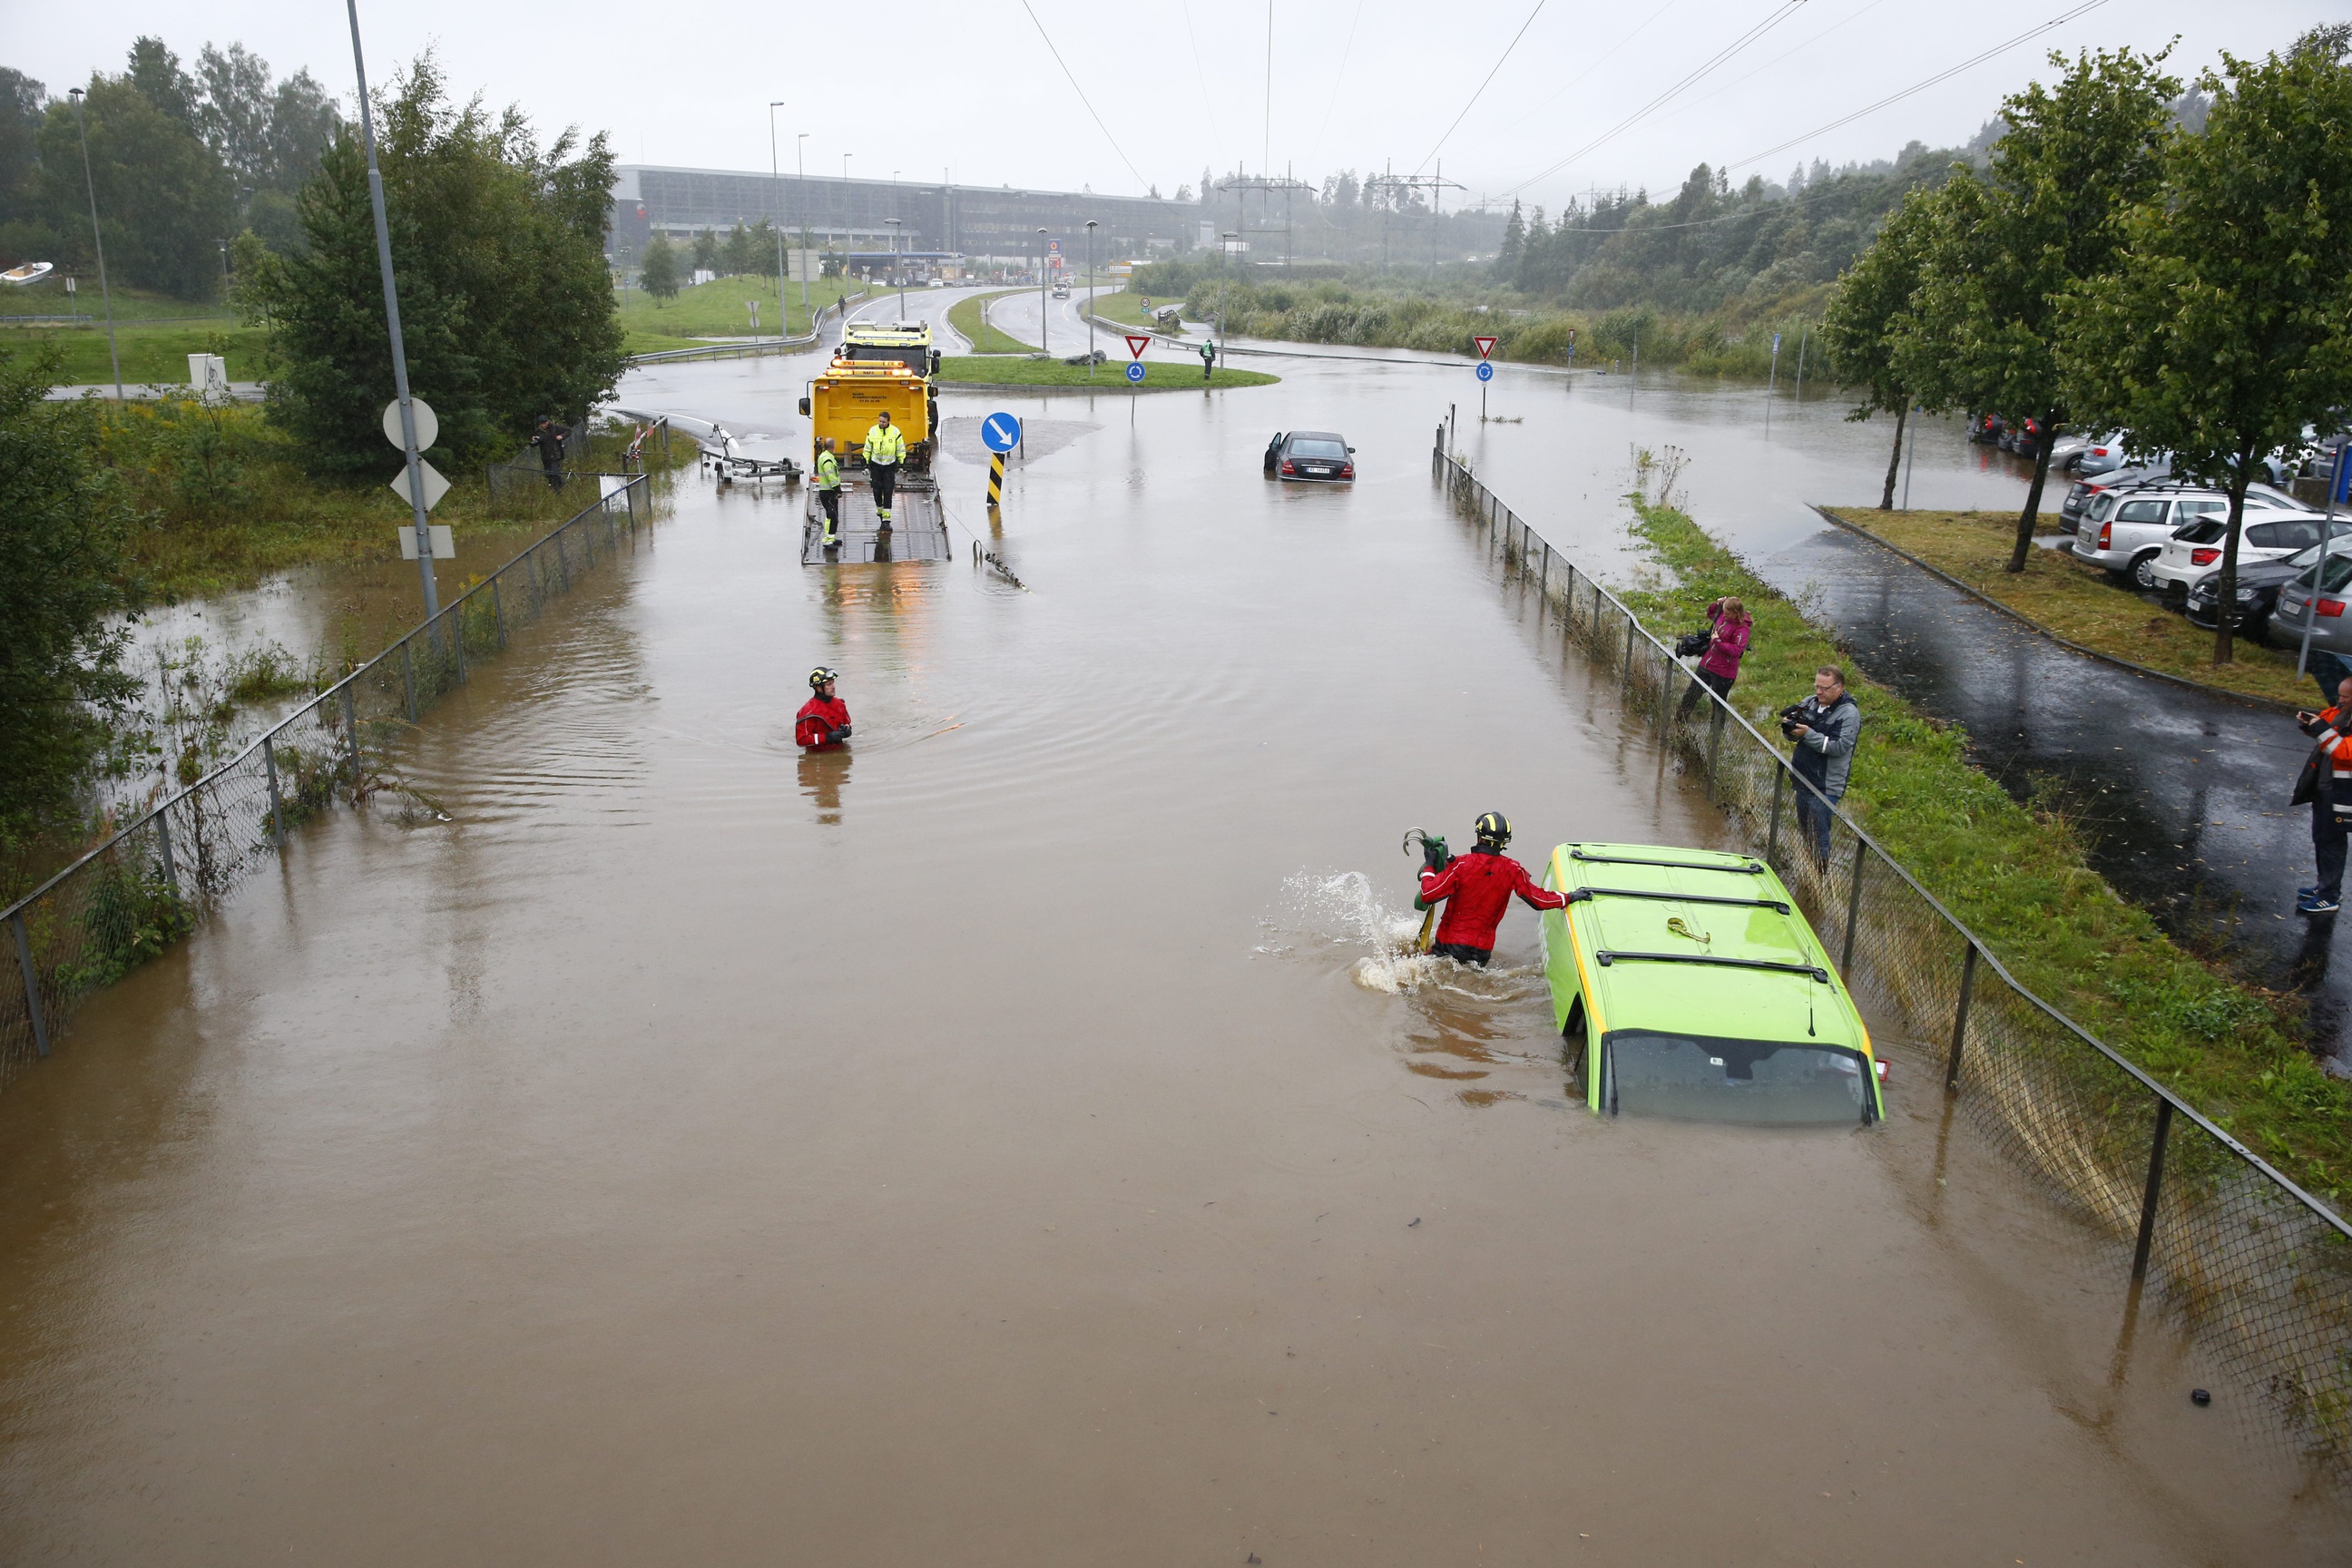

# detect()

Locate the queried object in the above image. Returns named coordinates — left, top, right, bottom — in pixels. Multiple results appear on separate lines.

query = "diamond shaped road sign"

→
left=388, top=457, right=452, bottom=512
left=1126, top=335, right=1152, bottom=359
left=1474, top=336, right=1499, bottom=360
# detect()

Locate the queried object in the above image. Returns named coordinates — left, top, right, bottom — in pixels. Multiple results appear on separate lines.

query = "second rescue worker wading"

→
left=863, top=411, right=906, bottom=526
left=1416, top=812, right=1567, bottom=965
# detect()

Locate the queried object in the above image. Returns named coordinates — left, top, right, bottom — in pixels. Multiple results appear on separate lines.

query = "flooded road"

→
left=0, top=356, right=2338, bottom=1563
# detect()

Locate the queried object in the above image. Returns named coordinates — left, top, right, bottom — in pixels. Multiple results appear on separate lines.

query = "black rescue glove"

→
left=829, top=725, right=851, bottom=743
left=1420, top=835, right=1451, bottom=873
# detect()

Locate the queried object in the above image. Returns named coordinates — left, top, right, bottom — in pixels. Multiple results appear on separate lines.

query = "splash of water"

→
left=1271, top=869, right=1540, bottom=997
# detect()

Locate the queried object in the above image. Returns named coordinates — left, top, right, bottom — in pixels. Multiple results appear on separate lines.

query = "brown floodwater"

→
left=0, top=356, right=2340, bottom=1563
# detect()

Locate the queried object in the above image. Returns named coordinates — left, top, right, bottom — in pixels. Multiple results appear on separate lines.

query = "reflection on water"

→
left=797, top=747, right=851, bottom=824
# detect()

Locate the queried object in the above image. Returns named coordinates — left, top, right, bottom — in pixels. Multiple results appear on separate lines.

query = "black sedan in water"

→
left=1264, top=430, right=1356, bottom=481
left=2183, top=544, right=2334, bottom=641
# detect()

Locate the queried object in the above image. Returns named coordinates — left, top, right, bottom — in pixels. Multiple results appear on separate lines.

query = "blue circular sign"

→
left=1126, top=361, right=1147, bottom=384
left=1475, top=361, right=1494, bottom=382
left=980, top=412, right=1022, bottom=453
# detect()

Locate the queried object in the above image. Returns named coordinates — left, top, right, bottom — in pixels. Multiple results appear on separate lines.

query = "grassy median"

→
left=615, top=273, right=854, bottom=344
left=935, top=355, right=1275, bottom=391
left=945, top=290, right=1035, bottom=354
left=1823, top=506, right=2316, bottom=707
left=1628, top=496, right=2352, bottom=1205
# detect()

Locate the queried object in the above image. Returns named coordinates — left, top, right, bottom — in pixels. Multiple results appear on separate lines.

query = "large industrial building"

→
left=608, top=167, right=1200, bottom=276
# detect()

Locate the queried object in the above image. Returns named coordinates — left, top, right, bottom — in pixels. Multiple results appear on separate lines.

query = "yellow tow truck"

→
left=796, top=322, right=949, bottom=564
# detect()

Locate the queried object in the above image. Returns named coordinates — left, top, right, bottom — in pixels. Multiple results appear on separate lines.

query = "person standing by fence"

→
left=532, top=416, right=570, bottom=492
left=1677, top=596, right=1751, bottom=718
left=1785, top=666, right=1860, bottom=861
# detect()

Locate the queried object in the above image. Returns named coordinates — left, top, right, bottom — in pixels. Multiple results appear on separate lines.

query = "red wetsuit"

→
left=795, top=694, right=851, bottom=749
left=1417, top=848, right=1566, bottom=957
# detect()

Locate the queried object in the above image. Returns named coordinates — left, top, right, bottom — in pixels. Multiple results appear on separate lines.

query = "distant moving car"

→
left=1539, top=841, right=1884, bottom=1125
left=1264, top=429, right=1356, bottom=481
left=1051, top=282, right=1070, bottom=299
left=2144, top=511, right=2346, bottom=599
left=927, top=278, right=946, bottom=288
left=2185, top=542, right=2342, bottom=639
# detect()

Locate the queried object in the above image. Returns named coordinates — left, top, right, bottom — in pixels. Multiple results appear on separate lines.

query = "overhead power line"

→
left=1474, top=0, right=1684, bottom=152
left=1017, top=0, right=1152, bottom=191
left=1314, top=0, right=1369, bottom=162
left=1411, top=0, right=1549, bottom=176
left=1505, top=0, right=1810, bottom=198
left=1726, top=0, right=2111, bottom=171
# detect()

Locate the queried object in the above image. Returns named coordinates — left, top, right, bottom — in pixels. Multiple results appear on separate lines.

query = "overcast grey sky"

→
left=14, top=1, right=2343, bottom=209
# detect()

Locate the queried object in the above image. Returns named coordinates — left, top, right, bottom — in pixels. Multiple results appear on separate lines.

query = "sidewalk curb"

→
left=1810, top=505, right=2308, bottom=716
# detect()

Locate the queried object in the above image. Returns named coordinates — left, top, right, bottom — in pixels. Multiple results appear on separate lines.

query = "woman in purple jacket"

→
left=1677, top=596, right=1751, bottom=717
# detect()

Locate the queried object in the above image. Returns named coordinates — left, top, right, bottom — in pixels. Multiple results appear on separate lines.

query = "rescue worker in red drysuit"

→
left=1415, top=811, right=1566, bottom=965
left=796, top=666, right=851, bottom=749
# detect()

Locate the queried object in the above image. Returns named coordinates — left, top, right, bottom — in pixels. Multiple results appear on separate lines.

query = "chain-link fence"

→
left=1434, top=437, right=2352, bottom=1484
left=1, top=474, right=652, bottom=1089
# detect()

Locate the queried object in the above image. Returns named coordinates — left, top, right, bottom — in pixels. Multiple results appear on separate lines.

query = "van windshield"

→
left=1605, top=1031, right=1872, bottom=1125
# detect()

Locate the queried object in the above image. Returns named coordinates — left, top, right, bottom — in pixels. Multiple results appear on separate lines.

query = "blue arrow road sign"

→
left=1126, top=361, right=1146, bottom=384
left=1475, top=361, right=1494, bottom=383
left=981, top=413, right=1022, bottom=453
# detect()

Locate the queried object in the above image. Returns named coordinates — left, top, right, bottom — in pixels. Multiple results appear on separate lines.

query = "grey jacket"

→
left=1790, top=691, right=1861, bottom=797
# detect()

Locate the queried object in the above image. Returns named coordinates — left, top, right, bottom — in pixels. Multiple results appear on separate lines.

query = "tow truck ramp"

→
left=801, top=480, right=952, bottom=564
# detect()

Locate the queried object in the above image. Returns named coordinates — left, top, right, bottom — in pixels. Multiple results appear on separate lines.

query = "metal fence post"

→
left=1766, top=767, right=1786, bottom=862
left=401, top=641, right=418, bottom=723
left=154, top=806, right=180, bottom=897
left=1705, top=703, right=1724, bottom=797
left=1840, top=838, right=1867, bottom=974
left=1945, top=944, right=1979, bottom=1090
left=451, top=608, right=467, bottom=684
left=10, top=912, right=46, bottom=1057
left=1621, top=616, right=1636, bottom=693
left=493, top=578, right=507, bottom=648
left=2132, top=1098, right=2176, bottom=1281
left=261, top=735, right=286, bottom=852
left=342, top=683, right=362, bottom=788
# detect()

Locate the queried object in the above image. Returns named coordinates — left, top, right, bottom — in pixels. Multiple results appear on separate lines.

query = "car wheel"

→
left=2132, top=554, right=2161, bottom=591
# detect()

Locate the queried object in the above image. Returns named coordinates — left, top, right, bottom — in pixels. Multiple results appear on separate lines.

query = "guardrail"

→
left=1, top=474, right=652, bottom=1089
left=1434, top=435, right=2352, bottom=1484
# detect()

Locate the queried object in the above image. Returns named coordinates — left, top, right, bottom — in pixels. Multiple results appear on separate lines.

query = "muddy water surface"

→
left=0, top=359, right=2336, bottom=1563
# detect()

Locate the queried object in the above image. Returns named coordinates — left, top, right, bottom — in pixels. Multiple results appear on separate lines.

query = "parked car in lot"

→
left=1263, top=429, right=1356, bottom=481
left=2273, top=554, right=2352, bottom=661
left=2053, top=429, right=2131, bottom=475
left=2185, top=542, right=2344, bottom=639
left=2067, top=481, right=2309, bottom=584
left=1999, top=416, right=2047, bottom=459
left=1968, top=413, right=2005, bottom=446
left=2145, top=511, right=2347, bottom=599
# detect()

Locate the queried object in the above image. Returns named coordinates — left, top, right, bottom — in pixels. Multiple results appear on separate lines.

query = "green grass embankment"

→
left=946, top=290, right=1034, bottom=354
left=616, top=273, right=853, bottom=345
left=3, top=323, right=272, bottom=387
left=1083, top=289, right=1173, bottom=332
left=1626, top=495, right=2352, bottom=1204
left=935, top=355, right=1275, bottom=391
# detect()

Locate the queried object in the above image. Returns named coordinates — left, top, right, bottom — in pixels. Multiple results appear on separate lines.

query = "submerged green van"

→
left=1539, top=842, right=1885, bottom=1125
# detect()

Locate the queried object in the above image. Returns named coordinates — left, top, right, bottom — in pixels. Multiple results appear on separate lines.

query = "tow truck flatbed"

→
left=802, top=479, right=951, bottom=564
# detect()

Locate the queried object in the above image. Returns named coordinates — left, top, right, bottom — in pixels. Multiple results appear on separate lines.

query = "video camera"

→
left=1777, top=702, right=1810, bottom=740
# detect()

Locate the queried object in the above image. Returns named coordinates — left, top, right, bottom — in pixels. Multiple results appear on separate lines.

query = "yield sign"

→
left=1125, top=335, right=1152, bottom=359
left=1473, top=336, right=1499, bottom=360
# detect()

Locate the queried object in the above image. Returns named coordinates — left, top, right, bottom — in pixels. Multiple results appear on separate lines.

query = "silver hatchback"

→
left=2068, top=482, right=2308, bottom=586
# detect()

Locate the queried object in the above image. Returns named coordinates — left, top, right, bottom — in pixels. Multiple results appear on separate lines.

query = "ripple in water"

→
left=1270, top=869, right=1545, bottom=1001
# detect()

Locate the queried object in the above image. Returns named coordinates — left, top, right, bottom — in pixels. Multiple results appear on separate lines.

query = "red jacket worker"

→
left=1416, top=811, right=1566, bottom=965
left=796, top=667, right=851, bottom=749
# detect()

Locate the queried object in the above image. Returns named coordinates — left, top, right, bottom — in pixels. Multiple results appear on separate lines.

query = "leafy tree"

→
left=639, top=230, right=680, bottom=300
left=2062, top=31, right=2352, bottom=664
left=0, top=341, right=136, bottom=848
left=720, top=220, right=758, bottom=276
left=691, top=227, right=719, bottom=274
left=0, top=69, right=43, bottom=232
left=35, top=70, right=233, bottom=299
left=1899, top=47, right=2180, bottom=571
left=252, top=53, right=624, bottom=474
left=1821, top=187, right=1939, bottom=508
left=1494, top=199, right=1524, bottom=281
left=124, top=36, right=198, bottom=129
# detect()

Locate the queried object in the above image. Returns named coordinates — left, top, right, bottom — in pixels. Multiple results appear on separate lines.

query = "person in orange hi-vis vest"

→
left=2295, top=675, right=2352, bottom=915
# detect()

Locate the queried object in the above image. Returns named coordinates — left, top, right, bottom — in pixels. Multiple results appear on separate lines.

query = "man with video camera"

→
left=1781, top=666, right=1860, bottom=863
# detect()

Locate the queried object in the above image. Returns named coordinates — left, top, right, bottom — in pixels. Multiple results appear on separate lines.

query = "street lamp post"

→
left=886, top=218, right=904, bottom=319
left=768, top=102, right=788, bottom=340
left=796, top=133, right=810, bottom=310
left=342, top=0, right=439, bottom=622
left=65, top=88, right=122, bottom=401
left=1037, top=227, right=1049, bottom=357
left=1084, top=219, right=1097, bottom=380
left=1220, top=231, right=1238, bottom=363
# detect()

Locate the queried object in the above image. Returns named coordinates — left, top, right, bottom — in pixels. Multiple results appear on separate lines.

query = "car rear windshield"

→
left=1290, top=439, right=1348, bottom=460
left=2175, top=517, right=2228, bottom=544
left=1606, top=1031, right=1872, bottom=1125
